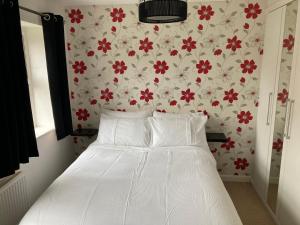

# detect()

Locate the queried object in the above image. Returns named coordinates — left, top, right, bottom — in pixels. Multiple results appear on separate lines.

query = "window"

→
left=21, top=21, right=54, bottom=137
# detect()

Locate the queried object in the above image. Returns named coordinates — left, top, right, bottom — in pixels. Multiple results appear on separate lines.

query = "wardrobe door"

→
left=277, top=1, right=300, bottom=224
left=266, top=0, right=298, bottom=214
left=252, top=7, right=285, bottom=200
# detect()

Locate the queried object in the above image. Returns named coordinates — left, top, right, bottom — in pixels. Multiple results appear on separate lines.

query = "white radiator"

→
left=0, top=174, right=29, bottom=225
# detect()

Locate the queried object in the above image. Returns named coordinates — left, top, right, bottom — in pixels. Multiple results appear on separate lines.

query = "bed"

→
left=19, top=143, right=242, bottom=225
left=19, top=110, right=242, bottom=225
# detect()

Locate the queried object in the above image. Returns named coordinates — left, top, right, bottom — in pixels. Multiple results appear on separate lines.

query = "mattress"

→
left=19, top=143, right=242, bottom=225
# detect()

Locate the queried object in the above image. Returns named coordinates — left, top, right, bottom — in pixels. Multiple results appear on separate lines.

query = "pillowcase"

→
left=101, top=108, right=152, bottom=118
left=97, top=116, right=151, bottom=147
left=151, top=112, right=208, bottom=147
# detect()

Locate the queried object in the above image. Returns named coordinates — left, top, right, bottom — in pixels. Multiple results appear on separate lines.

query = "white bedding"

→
left=19, top=143, right=242, bottom=225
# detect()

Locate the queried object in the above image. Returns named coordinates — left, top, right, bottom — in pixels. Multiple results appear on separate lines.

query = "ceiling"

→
left=58, top=0, right=226, bottom=6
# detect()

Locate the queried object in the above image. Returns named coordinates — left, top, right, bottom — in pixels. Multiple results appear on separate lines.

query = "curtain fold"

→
left=42, top=14, right=73, bottom=140
left=0, top=0, right=39, bottom=179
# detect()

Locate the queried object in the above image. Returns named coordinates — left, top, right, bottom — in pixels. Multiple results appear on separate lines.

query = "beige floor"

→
left=224, top=182, right=276, bottom=225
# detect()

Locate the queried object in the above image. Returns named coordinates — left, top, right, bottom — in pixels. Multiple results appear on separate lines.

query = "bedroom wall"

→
left=65, top=0, right=266, bottom=176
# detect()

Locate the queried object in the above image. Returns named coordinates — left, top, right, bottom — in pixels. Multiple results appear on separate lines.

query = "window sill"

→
left=35, top=126, right=54, bottom=139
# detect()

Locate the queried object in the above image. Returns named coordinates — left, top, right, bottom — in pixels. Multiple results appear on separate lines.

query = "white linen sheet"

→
left=19, top=143, right=242, bottom=225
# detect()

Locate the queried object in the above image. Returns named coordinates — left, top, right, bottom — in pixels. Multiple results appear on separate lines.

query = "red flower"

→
left=128, top=50, right=136, bottom=56
left=110, top=8, right=126, bottom=22
left=140, top=88, right=153, bottom=103
left=154, top=77, right=159, bottom=83
left=221, top=137, right=235, bottom=150
left=196, top=77, right=202, bottom=84
left=76, top=108, right=90, bottom=121
left=130, top=99, right=137, bottom=105
left=71, top=91, right=75, bottom=99
left=70, top=27, right=75, bottom=33
left=154, top=60, right=169, bottom=74
left=237, top=127, right=242, bottom=133
left=277, top=89, right=289, bottom=104
left=198, top=24, right=204, bottom=31
left=100, top=88, right=114, bottom=102
left=237, top=111, right=253, bottom=124
left=198, top=5, right=214, bottom=20
left=170, top=100, right=177, bottom=106
left=214, top=49, right=222, bottom=56
left=90, top=99, right=97, bottom=105
left=98, top=38, right=111, bottom=53
left=112, top=60, right=127, bottom=74
left=181, top=89, right=195, bottom=103
left=273, top=138, right=283, bottom=152
left=72, top=61, right=87, bottom=74
left=87, top=51, right=94, bottom=57
left=224, top=89, right=239, bottom=103
left=182, top=37, right=196, bottom=52
left=234, top=158, right=249, bottom=170
left=111, top=26, right=117, bottom=32
left=68, top=9, right=84, bottom=24
left=244, top=3, right=262, bottom=19
left=244, top=23, right=250, bottom=29
left=240, top=77, right=246, bottom=83
left=283, top=35, right=294, bottom=51
left=74, top=77, right=79, bottom=83
left=67, top=43, right=71, bottom=51
left=139, top=37, right=153, bottom=53
left=113, top=77, right=118, bottom=83
left=157, top=109, right=166, bottom=113
left=226, top=36, right=242, bottom=51
left=241, top=60, right=257, bottom=74
left=212, top=100, right=220, bottom=107
left=170, top=50, right=178, bottom=56
left=196, top=60, right=212, bottom=74
left=154, top=25, right=159, bottom=32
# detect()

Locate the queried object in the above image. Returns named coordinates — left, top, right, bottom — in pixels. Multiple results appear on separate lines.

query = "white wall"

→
left=20, top=131, right=74, bottom=205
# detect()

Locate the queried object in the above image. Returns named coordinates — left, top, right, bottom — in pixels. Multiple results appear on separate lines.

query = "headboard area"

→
left=65, top=0, right=265, bottom=176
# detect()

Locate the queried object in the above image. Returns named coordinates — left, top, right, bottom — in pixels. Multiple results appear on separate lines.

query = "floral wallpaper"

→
left=270, top=0, right=297, bottom=179
left=65, top=0, right=266, bottom=176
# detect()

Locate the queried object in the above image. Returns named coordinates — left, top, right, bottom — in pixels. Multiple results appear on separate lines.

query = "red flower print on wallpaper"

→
left=196, top=60, right=212, bottom=74
left=244, top=3, right=262, bottom=19
left=283, top=34, right=294, bottom=51
left=100, top=88, right=114, bottom=102
left=98, top=38, right=111, bottom=53
left=234, top=158, right=249, bottom=170
left=221, top=137, right=235, bottom=150
left=170, top=50, right=178, bottom=56
left=237, top=111, right=253, bottom=124
left=154, top=60, right=169, bottom=74
left=170, top=100, right=177, bottom=106
left=68, top=9, right=84, bottom=24
left=110, top=8, right=126, bottom=22
left=223, top=89, right=239, bottom=103
left=241, top=60, right=257, bottom=74
left=140, top=88, right=153, bottom=103
left=214, top=49, right=222, bottom=56
left=182, top=37, right=196, bottom=52
left=226, top=36, right=241, bottom=52
left=130, top=99, right=137, bottom=105
left=181, top=89, right=195, bottom=103
left=112, top=60, right=127, bottom=74
left=277, top=89, right=289, bottom=104
left=76, top=108, right=90, bottom=121
left=273, top=139, right=283, bottom=152
left=198, top=5, right=214, bottom=20
left=139, top=37, right=153, bottom=53
left=72, top=61, right=87, bottom=74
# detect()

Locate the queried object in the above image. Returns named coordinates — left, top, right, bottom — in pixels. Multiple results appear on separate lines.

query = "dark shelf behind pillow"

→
left=71, top=129, right=226, bottom=143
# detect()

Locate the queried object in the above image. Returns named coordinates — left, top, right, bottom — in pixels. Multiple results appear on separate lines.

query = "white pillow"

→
left=149, top=112, right=208, bottom=148
left=97, top=116, right=151, bottom=147
left=101, top=108, right=152, bottom=118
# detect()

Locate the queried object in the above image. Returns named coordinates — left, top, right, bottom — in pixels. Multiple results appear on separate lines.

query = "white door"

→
left=252, top=7, right=285, bottom=201
left=277, top=1, right=300, bottom=224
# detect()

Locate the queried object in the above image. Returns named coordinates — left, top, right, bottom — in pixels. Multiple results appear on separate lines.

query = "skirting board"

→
left=221, top=175, right=251, bottom=182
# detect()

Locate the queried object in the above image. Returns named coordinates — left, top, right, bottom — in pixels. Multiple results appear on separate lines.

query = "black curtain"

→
left=42, top=14, right=73, bottom=140
left=0, top=0, right=39, bottom=179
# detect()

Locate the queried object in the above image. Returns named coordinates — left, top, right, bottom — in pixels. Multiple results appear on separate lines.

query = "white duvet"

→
left=19, top=143, right=242, bottom=225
